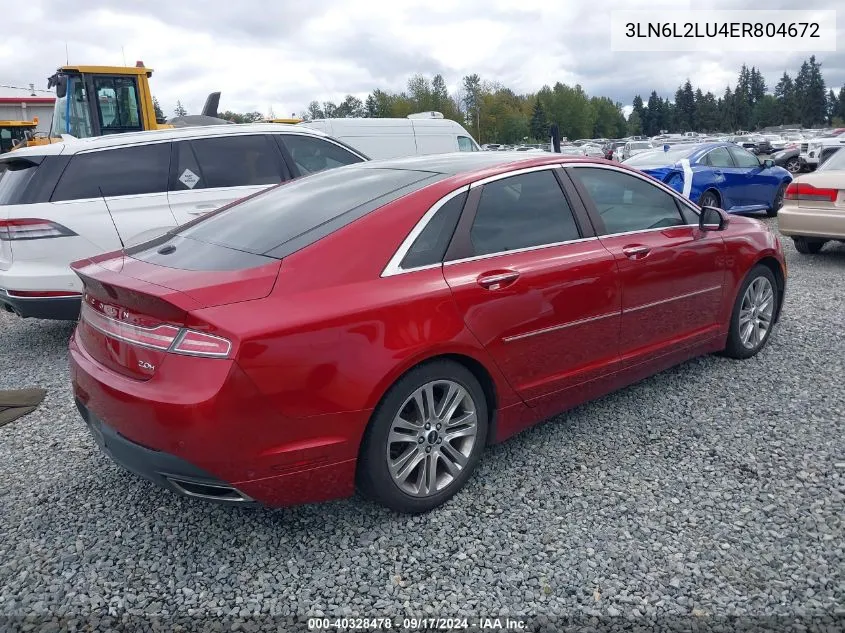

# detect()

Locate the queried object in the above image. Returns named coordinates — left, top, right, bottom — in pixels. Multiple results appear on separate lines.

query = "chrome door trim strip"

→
left=624, top=285, right=722, bottom=314
left=443, top=236, right=601, bottom=267
left=503, top=311, right=619, bottom=343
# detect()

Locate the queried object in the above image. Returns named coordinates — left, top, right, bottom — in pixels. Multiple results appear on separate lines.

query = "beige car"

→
left=778, top=148, right=845, bottom=254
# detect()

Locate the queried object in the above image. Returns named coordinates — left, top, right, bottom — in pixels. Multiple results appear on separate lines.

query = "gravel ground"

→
left=0, top=217, right=843, bottom=631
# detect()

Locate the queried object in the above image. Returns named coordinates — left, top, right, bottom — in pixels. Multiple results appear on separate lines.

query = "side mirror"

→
left=699, top=206, right=727, bottom=231
left=762, top=158, right=775, bottom=168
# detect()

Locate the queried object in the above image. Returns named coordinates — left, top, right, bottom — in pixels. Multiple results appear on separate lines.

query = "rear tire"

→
left=723, top=265, right=779, bottom=360
left=793, top=237, right=826, bottom=254
left=357, top=360, right=488, bottom=513
left=698, top=190, right=720, bottom=209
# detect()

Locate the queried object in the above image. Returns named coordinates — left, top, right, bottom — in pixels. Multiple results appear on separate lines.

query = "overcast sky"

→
left=1, top=0, right=842, bottom=119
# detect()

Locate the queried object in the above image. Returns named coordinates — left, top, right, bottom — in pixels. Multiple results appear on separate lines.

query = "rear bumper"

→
left=69, top=329, right=362, bottom=508
left=75, top=397, right=255, bottom=504
left=0, top=289, right=81, bottom=320
left=778, top=205, right=845, bottom=240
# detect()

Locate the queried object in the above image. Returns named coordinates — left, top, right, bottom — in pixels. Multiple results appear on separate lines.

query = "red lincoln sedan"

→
left=69, top=153, right=786, bottom=513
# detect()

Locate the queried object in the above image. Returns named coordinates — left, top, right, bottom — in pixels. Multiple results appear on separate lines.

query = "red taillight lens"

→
left=0, top=218, right=77, bottom=240
left=0, top=218, right=76, bottom=242
left=785, top=182, right=839, bottom=202
left=81, top=302, right=181, bottom=350
left=171, top=330, right=232, bottom=357
left=80, top=302, right=233, bottom=358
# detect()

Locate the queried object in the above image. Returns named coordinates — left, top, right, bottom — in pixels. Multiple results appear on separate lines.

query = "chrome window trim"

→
left=381, top=160, right=715, bottom=278
left=381, top=185, right=470, bottom=278
left=564, top=161, right=703, bottom=222
left=468, top=163, right=562, bottom=188
left=443, top=236, right=600, bottom=267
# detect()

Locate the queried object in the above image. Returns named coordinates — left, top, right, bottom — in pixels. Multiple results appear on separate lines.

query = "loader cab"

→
left=0, top=121, right=37, bottom=153
left=48, top=63, right=158, bottom=139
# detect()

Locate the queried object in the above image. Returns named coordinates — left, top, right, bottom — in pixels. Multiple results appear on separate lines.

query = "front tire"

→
left=793, top=237, right=826, bottom=254
left=785, top=157, right=801, bottom=174
left=723, top=265, right=779, bottom=360
left=357, top=360, right=488, bottom=513
left=767, top=183, right=786, bottom=217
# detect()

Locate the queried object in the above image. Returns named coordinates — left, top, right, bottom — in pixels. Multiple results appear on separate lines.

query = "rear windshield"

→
left=0, top=160, right=39, bottom=205
left=174, top=166, right=440, bottom=257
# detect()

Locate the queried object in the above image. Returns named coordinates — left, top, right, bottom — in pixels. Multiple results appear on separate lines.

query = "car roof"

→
left=3, top=123, right=331, bottom=159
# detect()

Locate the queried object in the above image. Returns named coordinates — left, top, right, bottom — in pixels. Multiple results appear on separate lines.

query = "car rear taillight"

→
left=0, top=219, right=77, bottom=241
left=80, top=302, right=232, bottom=359
left=171, top=330, right=232, bottom=357
left=785, top=182, right=839, bottom=202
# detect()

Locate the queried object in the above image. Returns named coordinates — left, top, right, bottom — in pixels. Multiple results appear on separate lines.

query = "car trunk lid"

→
left=71, top=244, right=281, bottom=381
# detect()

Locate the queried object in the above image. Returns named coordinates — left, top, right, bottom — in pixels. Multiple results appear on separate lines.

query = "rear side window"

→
left=189, top=135, right=283, bottom=188
left=0, top=160, right=38, bottom=205
left=470, top=170, right=580, bottom=257
left=280, top=135, right=364, bottom=176
left=176, top=167, right=439, bottom=257
left=400, top=191, right=468, bottom=269
left=51, top=144, right=170, bottom=201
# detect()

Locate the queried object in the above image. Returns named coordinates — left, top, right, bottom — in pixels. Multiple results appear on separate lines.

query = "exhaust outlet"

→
left=164, top=475, right=253, bottom=503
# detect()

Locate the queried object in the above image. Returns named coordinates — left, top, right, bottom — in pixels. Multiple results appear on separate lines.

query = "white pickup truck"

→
left=800, top=128, right=845, bottom=170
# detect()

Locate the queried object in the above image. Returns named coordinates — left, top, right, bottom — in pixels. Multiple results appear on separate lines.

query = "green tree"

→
left=827, top=89, right=838, bottom=125
left=334, top=95, right=365, bottom=118
left=306, top=101, right=325, bottom=120
left=626, top=110, right=642, bottom=136
left=774, top=73, right=796, bottom=124
left=529, top=97, right=548, bottom=141
left=804, top=55, right=827, bottom=127
left=674, top=80, right=695, bottom=131
left=837, top=86, right=845, bottom=122
left=174, top=101, right=187, bottom=117
left=153, top=96, right=164, bottom=121
left=461, top=74, right=483, bottom=139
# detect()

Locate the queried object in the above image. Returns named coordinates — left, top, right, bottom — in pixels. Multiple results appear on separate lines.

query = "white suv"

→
left=0, top=123, right=367, bottom=320
left=799, top=129, right=845, bottom=170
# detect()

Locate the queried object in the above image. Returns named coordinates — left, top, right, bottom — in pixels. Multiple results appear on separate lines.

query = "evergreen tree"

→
left=174, top=101, right=187, bottom=117
left=529, top=97, right=548, bottom=141
left=774, top=73, right=796, bottom=124
left=152, top=96, right=164, bottom=121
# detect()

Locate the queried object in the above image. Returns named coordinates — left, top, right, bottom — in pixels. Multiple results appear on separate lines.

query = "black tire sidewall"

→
left=357, top=360, right=489, bottom=513
left=699, top=190, right=719, bottom=208
left=724, top=265, right=778, bottom=359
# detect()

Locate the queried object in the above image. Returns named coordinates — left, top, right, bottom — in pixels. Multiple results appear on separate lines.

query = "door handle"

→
left=477, top=270, right=520, bottom=290
left=622, top=245, right=650, bottom=259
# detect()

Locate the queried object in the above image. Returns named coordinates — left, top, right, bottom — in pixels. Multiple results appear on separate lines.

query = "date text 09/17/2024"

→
left=624, top=21, right=820, bottom=39
left=307, top=617, right=528, bottom=630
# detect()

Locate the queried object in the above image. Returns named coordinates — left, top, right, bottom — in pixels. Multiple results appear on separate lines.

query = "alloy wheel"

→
left=738, top=276, right=774, bottom=350
left=785, top=158, right=801, bottom=174
left=386, top=380, right=478, bottom=497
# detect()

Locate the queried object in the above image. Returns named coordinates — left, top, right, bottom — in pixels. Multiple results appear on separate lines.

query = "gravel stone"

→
left=0, top=218, right=843, bottom=627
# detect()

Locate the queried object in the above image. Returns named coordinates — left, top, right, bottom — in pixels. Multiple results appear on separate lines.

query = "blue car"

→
left=622, top=142, right=792, bottom=216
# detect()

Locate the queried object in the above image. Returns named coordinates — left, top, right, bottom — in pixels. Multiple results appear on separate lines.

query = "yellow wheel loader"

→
left=0, top=120, right=39, bottom=153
